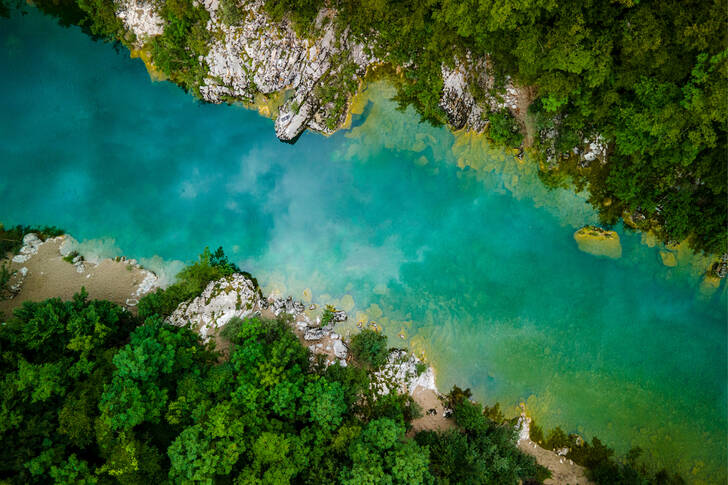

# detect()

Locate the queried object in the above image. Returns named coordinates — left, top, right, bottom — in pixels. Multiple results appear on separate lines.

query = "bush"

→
left=415, top=399, right=550, bottom=484
left=487, top=109, right=524, bottom=148
left=320, top=304, right=336, bottom=327
left=217, top=0, right=242, bottom=26
left=444, top=384, right=472, bottom=409
left=0, top=263, right=14, bottom=301
left=349, top=329, right=388, bottom=369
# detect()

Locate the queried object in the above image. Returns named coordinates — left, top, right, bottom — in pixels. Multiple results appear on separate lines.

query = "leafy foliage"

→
left=217, top=0, right=243, bottom=26
left=530, top=421, right=686, bottom=484
left=0, top=263, right=14, bottom=301
left=0, top=223, right=63, bottom=257
left=349, top=328, right=389, bottom=369
left=262, top=0, right=727, bottom=254
left=20, top=0, right=727, bottom=251
left=150, top=0, right=212, bottom=94
left=487, top=109, right=524, bottom=148
left=321, top=304, right=336, bottom=327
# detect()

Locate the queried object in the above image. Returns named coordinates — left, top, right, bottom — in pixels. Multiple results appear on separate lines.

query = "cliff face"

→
left=114, top=0, right=528, bottom=143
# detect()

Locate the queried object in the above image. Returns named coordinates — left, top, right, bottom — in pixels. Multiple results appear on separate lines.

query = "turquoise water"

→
left=1, top=10, right=726, bottom=482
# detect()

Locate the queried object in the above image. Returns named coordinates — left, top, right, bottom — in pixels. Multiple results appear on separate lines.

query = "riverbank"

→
left=1, top=233, right=592, bottom=483
left=22, top=0, right=725, bottom=256
left=0, top=234, right=159, bottom=317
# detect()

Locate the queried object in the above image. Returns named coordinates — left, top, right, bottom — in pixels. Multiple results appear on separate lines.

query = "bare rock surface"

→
left=112, top=0, right=532, bottom=141
left=116, top=0, right=164, bottom=44
left=372, top=349, right=437, bottom=396
left=167, top=273, right=261, bottom=340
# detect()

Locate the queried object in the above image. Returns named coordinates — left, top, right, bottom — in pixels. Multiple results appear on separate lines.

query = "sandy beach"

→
left=1, top=235, right=157, bottom=318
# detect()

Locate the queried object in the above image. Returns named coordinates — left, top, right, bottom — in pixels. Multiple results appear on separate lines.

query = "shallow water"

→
left=1, top=10, right=726, bottom=482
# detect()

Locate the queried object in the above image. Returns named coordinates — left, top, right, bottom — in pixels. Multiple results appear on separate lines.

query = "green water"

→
left=1, top=10, right=726, bottom=482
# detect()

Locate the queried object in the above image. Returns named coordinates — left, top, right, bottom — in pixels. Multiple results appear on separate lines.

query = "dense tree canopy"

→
left=0, top=289, right=547, bottom=483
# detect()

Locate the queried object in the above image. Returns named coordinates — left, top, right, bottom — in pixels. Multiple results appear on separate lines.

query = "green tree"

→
left=350, top=329, right=389, bottom=369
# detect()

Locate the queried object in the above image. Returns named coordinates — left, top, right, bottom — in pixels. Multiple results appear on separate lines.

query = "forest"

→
left=2, top=0, right=725, bottom=255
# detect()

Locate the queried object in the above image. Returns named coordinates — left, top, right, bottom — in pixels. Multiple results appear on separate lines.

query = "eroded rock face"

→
left=199, top=1, right=376, bottom=141
left=439, top=56, right=521, bottom=134
left=168, top=273, right=261, bottom=340
left=112, top=0, right=530, bottom=142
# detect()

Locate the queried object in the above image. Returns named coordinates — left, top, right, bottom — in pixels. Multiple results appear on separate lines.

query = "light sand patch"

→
left=409, top=387, right=456, bottom=434
left=518, top=439, right=593, bottom=485
left=0, top=237, right=158, bottom=317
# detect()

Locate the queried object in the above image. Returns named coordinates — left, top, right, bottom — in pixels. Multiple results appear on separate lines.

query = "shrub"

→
left=349, top=329, right=388, bottom=369
left=0, top=263, right=14, bottom=300
left=0, top=223, right=63, bottom=257
left=487, top=109, right=524, bottom=148
left=320, top=304, right=336, bottom=327
left=217, top=0, right=242, bottom=26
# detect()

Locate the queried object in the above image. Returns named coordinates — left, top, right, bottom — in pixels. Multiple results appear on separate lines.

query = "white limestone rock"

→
left=440, top=55, right=521, bottom=134
left=116, top=0, right=165, bottom=45
left=168, top=273, right=261, bottom=341
left=372, top=350, right=437, bottom=396
left=11, top=233, right=44, bottom=263
left=199, top=1, right=376, bottom=141
left=304, top=327, right=325, bottom=341
left=516, top=413, right=531, bottom=443
left=133, top=270, right=160, bottom=298
left=333, top=339, right=347, bottom=359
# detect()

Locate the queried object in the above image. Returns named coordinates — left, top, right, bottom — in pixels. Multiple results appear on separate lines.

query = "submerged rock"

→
left=659, top=250, right=678, bottom=267
left=573, top=226, right=622, bottom=259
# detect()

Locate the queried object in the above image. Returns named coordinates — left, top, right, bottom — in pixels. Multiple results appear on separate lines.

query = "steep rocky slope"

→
left=116, top=0, right=532, bottom=144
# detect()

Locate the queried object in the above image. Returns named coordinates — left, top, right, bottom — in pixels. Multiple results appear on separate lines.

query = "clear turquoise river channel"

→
left=1, top=9, right=726, bottom=483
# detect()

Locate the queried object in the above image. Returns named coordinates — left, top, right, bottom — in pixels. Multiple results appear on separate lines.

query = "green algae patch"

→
left=574, top=226, right=622, bottom=259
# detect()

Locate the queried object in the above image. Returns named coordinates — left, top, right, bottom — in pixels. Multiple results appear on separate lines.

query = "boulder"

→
left=304, top=328, right=325, bottom=341
left=333, top=339, right=347, bottom=359
left=11, top=233, right=43, bottom=263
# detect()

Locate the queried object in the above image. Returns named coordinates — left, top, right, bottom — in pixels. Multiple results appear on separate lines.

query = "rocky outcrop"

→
left=168, top=273, right=261, bottom=340
left=439, top=55, right=520, bottom=134
left=116, top=0, right=164, bottom=44
left=113, top=0, right=531, bottom=142
left=11, top=233, right=44, bottom=264
left=372, top=349, right=437, bottom=396
left=199, top=1, right=376, bottom=141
